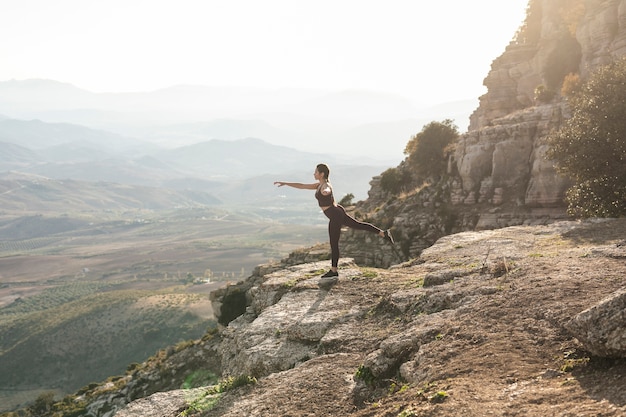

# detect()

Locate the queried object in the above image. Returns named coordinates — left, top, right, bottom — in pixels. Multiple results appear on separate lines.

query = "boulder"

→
left=565, top=288, right=626, bottom=357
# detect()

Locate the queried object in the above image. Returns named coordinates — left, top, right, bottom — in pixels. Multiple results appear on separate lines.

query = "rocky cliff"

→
left=9, top=2, right=626, bottom=417
left=463, top=0, right=626, bottom=207
left=72, top=219, right=626, bottom=417
left=339, top=0, right=626, bottom=268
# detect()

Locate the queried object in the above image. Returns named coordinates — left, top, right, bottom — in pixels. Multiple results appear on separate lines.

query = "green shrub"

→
left=338, top=193, right=355, bottom=206
left=380, top=167, right=407, bottom=194
left=404, top=120, right=459, bottom=179
left=28, top=392, right=55, bottom=416
left=547, top=57, right=626, bottom=218
left=355, top=365, right=376, bottom=386
left=210, top=375, right=257, bottom=394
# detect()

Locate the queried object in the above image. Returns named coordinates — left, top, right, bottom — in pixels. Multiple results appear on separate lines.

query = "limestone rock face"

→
left=61, top=220, right=626, bottom=417
left=458, top=0, right=626, bottom=213
left=565, top=288, right=626, bottom=358
left=578, top=0, right=626, bottom=74
left=114, top=388, right=208, bottom=417
left=216, top=260, right=366, bottom=378
left=342, top=0, right=626, bottom=267
left=455, top=104, right=571, bottom=208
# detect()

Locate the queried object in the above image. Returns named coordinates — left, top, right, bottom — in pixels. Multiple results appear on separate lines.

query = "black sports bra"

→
left=315, top=185, right=335, bottom=207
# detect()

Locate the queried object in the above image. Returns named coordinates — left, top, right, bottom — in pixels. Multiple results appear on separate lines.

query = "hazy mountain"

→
left=0, top=171, right=221, bottom=213
left=0, top=79, right=97, bottom=112
left=0, top=118, right=150, bottom=153
left=0, top=116, right=387, bottom=202
left=0, top=80, right=418, bottom=122
left=153, top=137, right=332, bottom=177
left=0, top=79, right=475, bottom=161
left=0, top=141, right=42, bottom=165
left=140, top=118, right=297, bottom=148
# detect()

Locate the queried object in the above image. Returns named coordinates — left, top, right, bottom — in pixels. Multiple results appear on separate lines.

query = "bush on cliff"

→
left=547, top=57, right=626, bottom=218
left=404, top=120, right=459, bottom=180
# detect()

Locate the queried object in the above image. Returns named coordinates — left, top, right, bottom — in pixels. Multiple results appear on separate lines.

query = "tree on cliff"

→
left=404, top=119, right=459, bottom=179
left=380, top=120, right=459, bottom=195
left=547, top=58, right=626, bottom=218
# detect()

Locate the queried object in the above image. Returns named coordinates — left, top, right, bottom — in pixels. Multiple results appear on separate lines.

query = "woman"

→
left=274, top=163, right=394, bottom=278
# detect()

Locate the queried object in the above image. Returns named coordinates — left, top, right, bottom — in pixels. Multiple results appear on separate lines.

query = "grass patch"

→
left=360, top=268, right=379, bottom=278
left=561, top=357, right=589, bottom=372
left=355, top=365, right=377, bottom=386
left=179, top=375, right=257, bottom=416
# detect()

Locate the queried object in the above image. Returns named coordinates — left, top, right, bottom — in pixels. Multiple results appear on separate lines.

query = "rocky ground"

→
left=115, top=219, right=626, bottom=417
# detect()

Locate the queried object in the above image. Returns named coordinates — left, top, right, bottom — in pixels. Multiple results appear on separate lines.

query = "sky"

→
left=1, top=0, right=529, bottom=106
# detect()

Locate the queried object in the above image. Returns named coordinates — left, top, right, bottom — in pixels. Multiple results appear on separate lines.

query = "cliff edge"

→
left=87, top=219, right=626, bottom=417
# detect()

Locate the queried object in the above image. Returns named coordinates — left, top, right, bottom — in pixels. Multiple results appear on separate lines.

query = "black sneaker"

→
left=383, top=229, right=395, bottom=244
left=320, top=270, right=339, bottom=278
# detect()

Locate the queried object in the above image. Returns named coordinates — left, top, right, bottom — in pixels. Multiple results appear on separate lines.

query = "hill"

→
left=0, top=288, right=215, bottom=409
left=3, top=1, right=626, bottom=415
left=0, top=171, right=330, bottom=413
left=0, top=79, right=474, bottom=160
left=0, top=171, right=221, bottom=213
left=0, top=117, right=390, bottom=203
left=20, top=218, right=625, bottom=417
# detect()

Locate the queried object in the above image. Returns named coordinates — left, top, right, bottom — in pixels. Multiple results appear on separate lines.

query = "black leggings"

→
left=323, top=205, right=381, bottom=267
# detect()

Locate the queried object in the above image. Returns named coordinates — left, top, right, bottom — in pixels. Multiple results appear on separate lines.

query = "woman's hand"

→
left=274, top=181, right=286, bottom=187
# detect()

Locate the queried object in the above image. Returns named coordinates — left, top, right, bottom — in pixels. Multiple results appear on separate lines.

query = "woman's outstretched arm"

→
left=274, top=181, right=318, bottom=190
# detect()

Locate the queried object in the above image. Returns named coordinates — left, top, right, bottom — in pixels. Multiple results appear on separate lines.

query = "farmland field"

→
left=0, top=206, right=328, bottom=412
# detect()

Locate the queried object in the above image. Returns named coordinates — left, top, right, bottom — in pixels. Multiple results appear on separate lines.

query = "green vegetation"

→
left=560, top=350, right=590, bottom=372
left=338, top=193, right=355, bottom=206
left=0, top=204, right=327, bottom=413
left=0, top=288, right=215, bottom=412
left=380, top=166, right=411, bottom=194
left=404, top=120, right=459, bottom=180
left=547, top=57, right=626, bottom=218
left=515, top=0, right=582, bottom=92
left=355, top=365, right=377, bottom=386
left=561, top=357, right=589, bottom=372
left=429, top=390, right=450, bottom=403
left=181, top=370, right=219, bottom=390
left=515, top=0, right=585, bottom=45
left=360, top=268, right=378, bottom=278
left=534, top=85, right=555, bottom=103
left=379, top=119, right=459, bottom=198
left=415, top=381, right=450, bottom=404
left=179, top=375, right=257, bottom=416
left=514, top=0, right=542, bottom=44
left=0, top=281, right=114, bottom=317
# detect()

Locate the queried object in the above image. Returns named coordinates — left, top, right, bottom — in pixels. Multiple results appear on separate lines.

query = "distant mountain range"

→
left=0, top=79, right=478, bottom=208
left=0, top=116, right=386, bottom=205
left=0, top=79, right=476, bottom=161
left=0, top=171, right=221, bottom=213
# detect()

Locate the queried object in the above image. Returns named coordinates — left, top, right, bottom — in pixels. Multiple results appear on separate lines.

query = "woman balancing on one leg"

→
left=274, top=163, right=394, bottom=279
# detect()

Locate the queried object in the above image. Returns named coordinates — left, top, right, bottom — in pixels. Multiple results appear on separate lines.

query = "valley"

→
left=0, top=79, right=399, bottom=412
left=0, top=203, right=327, bottom=412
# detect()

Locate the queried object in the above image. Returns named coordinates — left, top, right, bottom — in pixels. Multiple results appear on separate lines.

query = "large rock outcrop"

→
left=566, top=288, right=626, bottom=357
left=106, top=219, right=626, bottom=417
left=460, top=0, right=626, bottom=210
left=341, top=0, right=626, bottom=268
